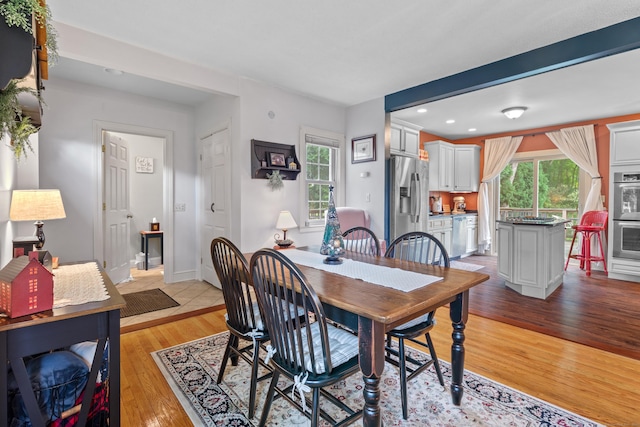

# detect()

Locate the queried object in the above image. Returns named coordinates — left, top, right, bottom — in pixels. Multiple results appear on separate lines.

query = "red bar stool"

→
left=565, top=210, right=608, bottom=276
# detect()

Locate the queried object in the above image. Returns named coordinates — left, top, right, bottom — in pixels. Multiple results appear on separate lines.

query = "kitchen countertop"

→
left=496, top=218, right=570, bottom=226
left=429, top=212, right=478, bottom=218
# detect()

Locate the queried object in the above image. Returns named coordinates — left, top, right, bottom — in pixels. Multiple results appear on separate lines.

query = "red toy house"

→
left=0, top=251, right=54, bottom=318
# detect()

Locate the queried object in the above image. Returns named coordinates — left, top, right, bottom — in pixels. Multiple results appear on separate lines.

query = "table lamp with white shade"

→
left=10, top=189, right=67, bottom=249
left=274, top=210, right=297, bottom=248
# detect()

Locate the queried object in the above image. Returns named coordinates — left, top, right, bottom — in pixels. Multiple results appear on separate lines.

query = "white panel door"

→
left=104, top=132, right=131, bottom=284
left=200, top=128, right=230, bottom=287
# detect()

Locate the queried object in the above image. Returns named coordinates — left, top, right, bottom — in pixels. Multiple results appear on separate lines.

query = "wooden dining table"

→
left=280, top=247, right=490, bottom=426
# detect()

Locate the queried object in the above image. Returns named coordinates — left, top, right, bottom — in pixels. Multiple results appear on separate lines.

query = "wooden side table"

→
left=140, top=231, right=164, bottom=270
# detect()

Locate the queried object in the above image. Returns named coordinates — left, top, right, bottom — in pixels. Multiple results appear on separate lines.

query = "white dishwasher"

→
left=451, top=215, right=468, bottom=258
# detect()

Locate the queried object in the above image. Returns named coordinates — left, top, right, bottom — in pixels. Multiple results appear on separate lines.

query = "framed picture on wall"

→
left=268, top=152, right=286, bottom=167
left=351, top=134, right=376, bottom=164
left=135, top=156, right=154, bottom=173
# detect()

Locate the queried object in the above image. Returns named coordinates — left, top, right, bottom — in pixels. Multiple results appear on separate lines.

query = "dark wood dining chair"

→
left=342, top=226, right=381, bottom=256
left=384, top=231, right=447, bottom=420
left=250, top=248, right=363, bottom=427
left=210, top=237, right=272, bottom=419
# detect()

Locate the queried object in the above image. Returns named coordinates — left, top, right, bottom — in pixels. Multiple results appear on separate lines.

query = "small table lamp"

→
left=10, top=189, right=67, bottom=249
left=274, top=210, right=297, bottom=248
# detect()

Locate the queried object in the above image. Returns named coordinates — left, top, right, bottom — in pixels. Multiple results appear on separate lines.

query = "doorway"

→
left=94, top=121, right=174, bottom=284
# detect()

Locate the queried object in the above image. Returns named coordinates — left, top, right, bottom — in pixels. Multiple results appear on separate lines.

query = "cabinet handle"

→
left=211, top=203, right=215, bottom=212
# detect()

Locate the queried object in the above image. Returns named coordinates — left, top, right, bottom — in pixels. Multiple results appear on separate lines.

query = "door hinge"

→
left=103, top=260, right=106, bottom=268
left=103, top=202, right=106, bottom=211
left=102, top=144, right=105, bottom=153
left=200, top=154, right=202, bottom=161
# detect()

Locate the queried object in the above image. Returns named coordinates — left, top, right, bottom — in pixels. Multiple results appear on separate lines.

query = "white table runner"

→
left=53, top=262, right=110, bottom=308
left=282, top=249, right=442, bottom=292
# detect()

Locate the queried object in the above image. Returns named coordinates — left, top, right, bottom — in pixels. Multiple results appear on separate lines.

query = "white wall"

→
left=237, top=78, right=347, bottom=251
left=345, top=98, right=387, bottom=240
left=122, top=133, right=164, bottom=261
left=38, top=77, right=198, bottom=277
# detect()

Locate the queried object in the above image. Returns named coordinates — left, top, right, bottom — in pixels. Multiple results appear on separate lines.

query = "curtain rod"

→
left=481, top=124, right=598, bottom=142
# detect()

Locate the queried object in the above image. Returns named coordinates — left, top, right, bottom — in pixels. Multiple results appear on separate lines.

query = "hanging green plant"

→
left=267, top=170, right=284, bottom=190
left=0, top=79, right=40, bottom=160
left=0, top=0, right=58, bottom=64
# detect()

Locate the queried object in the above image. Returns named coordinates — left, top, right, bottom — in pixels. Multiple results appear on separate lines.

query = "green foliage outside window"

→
left=306, top=143, right=333, bottom=221
left=500, top=158, right=578, bottom=209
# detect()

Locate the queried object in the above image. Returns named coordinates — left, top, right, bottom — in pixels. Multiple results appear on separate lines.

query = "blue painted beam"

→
left=385, top=16, right=640, bottom=113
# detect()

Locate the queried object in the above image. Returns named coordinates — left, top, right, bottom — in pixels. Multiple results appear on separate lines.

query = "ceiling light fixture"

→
left=502, top=106, right=527, bottom=119
left=446, top=119, right=455, bottom=124
left=417, top=108, right=427, bottom=113
left=468, top=128, right=477, bottom=132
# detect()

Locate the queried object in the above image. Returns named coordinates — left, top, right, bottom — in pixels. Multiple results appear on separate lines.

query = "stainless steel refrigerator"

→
left=389, top=155, right=430, bottom=241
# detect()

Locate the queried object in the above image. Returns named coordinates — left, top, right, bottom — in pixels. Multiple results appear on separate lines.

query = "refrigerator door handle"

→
left=412, top=173, right=422, bottom=222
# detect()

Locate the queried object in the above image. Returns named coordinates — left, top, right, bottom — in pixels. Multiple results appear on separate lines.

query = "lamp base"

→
left=34, top=221, right=45, bottom=249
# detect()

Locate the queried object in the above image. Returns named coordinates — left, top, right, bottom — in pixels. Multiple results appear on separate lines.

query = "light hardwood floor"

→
left=121, top=307, right=640, bottom=426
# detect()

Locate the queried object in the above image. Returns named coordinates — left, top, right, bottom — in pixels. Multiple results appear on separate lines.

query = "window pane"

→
left=539, top=159, right=579, bottom=209
left=307, top=164, right=319, bottom=180
left=319, top=165, right=330, bottom=181
left=500, top=161, right=533, bottom=210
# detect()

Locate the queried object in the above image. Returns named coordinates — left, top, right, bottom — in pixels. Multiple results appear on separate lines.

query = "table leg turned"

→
left=358, top=316, right=386, bottom=427
left=450, top=291, right=469, bottom=406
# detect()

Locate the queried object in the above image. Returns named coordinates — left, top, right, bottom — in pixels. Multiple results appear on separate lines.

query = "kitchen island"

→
left=496, top=218, right=569, bottom=299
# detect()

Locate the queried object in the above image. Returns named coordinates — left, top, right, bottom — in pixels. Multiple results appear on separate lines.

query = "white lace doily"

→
left=53, top=262, right=110, bottom=308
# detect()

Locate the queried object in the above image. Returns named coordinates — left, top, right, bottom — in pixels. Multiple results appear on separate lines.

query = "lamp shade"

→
left=502, top=106, right=527, bottom=120
left=276, top=210, right=297, bottom=230
left=10, top=189, right=67, bottom=221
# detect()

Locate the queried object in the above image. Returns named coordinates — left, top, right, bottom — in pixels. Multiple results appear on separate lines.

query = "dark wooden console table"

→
left=0, top=266, right=126, bottom=427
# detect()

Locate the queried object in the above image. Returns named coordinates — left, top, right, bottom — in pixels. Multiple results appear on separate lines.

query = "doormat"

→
left=120, top=288, right=179, bottom=318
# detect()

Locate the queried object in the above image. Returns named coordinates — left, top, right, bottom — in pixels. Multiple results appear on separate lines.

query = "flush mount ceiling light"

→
left=417, top=108, right=427, bottom=113
left=502, top=106, right=527, bottom=119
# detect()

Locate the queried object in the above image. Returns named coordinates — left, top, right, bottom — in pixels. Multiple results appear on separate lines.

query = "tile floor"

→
left=117, top=266, right=225, bottom=328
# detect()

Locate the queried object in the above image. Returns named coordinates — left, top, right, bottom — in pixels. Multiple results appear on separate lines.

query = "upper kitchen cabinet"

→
left=425, top=141, right=480, bottom=192
left=390, top=119, right=421, bottom=157
left=608, top=120, right=640, bottom=166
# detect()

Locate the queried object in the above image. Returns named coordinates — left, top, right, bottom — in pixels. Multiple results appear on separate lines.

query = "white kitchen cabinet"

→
left=607, top=119, right=640, bottom=166
left=391, top=120, right=422, bottom=157
left=424, top=141, right=479, bottom=192
left=454, top=145, right=480, bottom=192
left=496, top=220, right=566, bottom=299
left=465, top=215, right=478, bottom=255
left=428, top=216, right=452, bottom=255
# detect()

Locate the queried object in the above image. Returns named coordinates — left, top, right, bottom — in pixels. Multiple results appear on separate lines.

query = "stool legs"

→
left=566, top=230, right=607, bottom=276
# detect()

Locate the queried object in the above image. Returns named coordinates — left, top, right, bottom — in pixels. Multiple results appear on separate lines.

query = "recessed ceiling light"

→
left=468, top=128, right=477, bottom=132
left=446, top=119, right=455, bottom=124
left=417, top=108, right=427, bottom=113
left=104, top=68, right=124, bottom=76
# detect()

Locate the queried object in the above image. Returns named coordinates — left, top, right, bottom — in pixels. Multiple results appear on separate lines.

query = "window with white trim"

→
left=299, top=127, right=343, bottom=228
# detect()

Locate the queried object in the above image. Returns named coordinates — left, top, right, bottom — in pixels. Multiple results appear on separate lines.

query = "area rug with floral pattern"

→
left=152, top=331, right=603, bottom=427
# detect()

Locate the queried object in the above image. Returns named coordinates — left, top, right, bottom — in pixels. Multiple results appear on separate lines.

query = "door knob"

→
left=126, top=214, right=133, bottom=218
left=210, top=203, right=215, bottom=212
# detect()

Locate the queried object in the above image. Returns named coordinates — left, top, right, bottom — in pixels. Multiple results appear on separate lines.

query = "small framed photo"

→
left=135, top=156, right=154, bottom=173
left=351, top=134, right=376, bottom=164
left=268, top=152, right=286, bottom=167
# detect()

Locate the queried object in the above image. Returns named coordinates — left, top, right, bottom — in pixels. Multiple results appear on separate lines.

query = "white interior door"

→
left=200, top=128, right=230, bottom=287
left=104, top=132, right=131, bottom=284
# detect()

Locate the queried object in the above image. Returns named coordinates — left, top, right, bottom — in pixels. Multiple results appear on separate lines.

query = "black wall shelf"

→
left=251, top=139, right=301, bottom=180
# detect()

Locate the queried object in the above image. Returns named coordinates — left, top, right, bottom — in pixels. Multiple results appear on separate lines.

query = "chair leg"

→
left=259, top=371, right=279, bottom=427
left=217, top=334, right=235, bottom=384
left=597, top=232, right=608, bottom=274
left=565, top=231, right=578, bottom=270
left=585, top=233, right=593, bottom=276
left=425, top=333, right=445, bottom=387
left=398, top=337, right=409, bottom=420
left=311, top=388, right=321, bottom=427
left=248, top=344, right=261, bottom=419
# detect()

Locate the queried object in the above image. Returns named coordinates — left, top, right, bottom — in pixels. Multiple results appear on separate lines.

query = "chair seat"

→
left=297, top=323, right=359, bottom=374
left=393, top=313, right=433, bottom=331
left=572, top=225, right=605, bottom=232
left=225, top=301, right=306, bottom=333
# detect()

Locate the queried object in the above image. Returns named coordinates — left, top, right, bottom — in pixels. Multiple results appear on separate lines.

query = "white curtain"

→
left=478, top=136, right=523, bottom=253
left=546, top=125, right=603, bottom=213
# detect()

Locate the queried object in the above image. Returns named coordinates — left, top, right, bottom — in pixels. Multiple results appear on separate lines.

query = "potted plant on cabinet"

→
left=0, top=0, right=57, bottom=160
